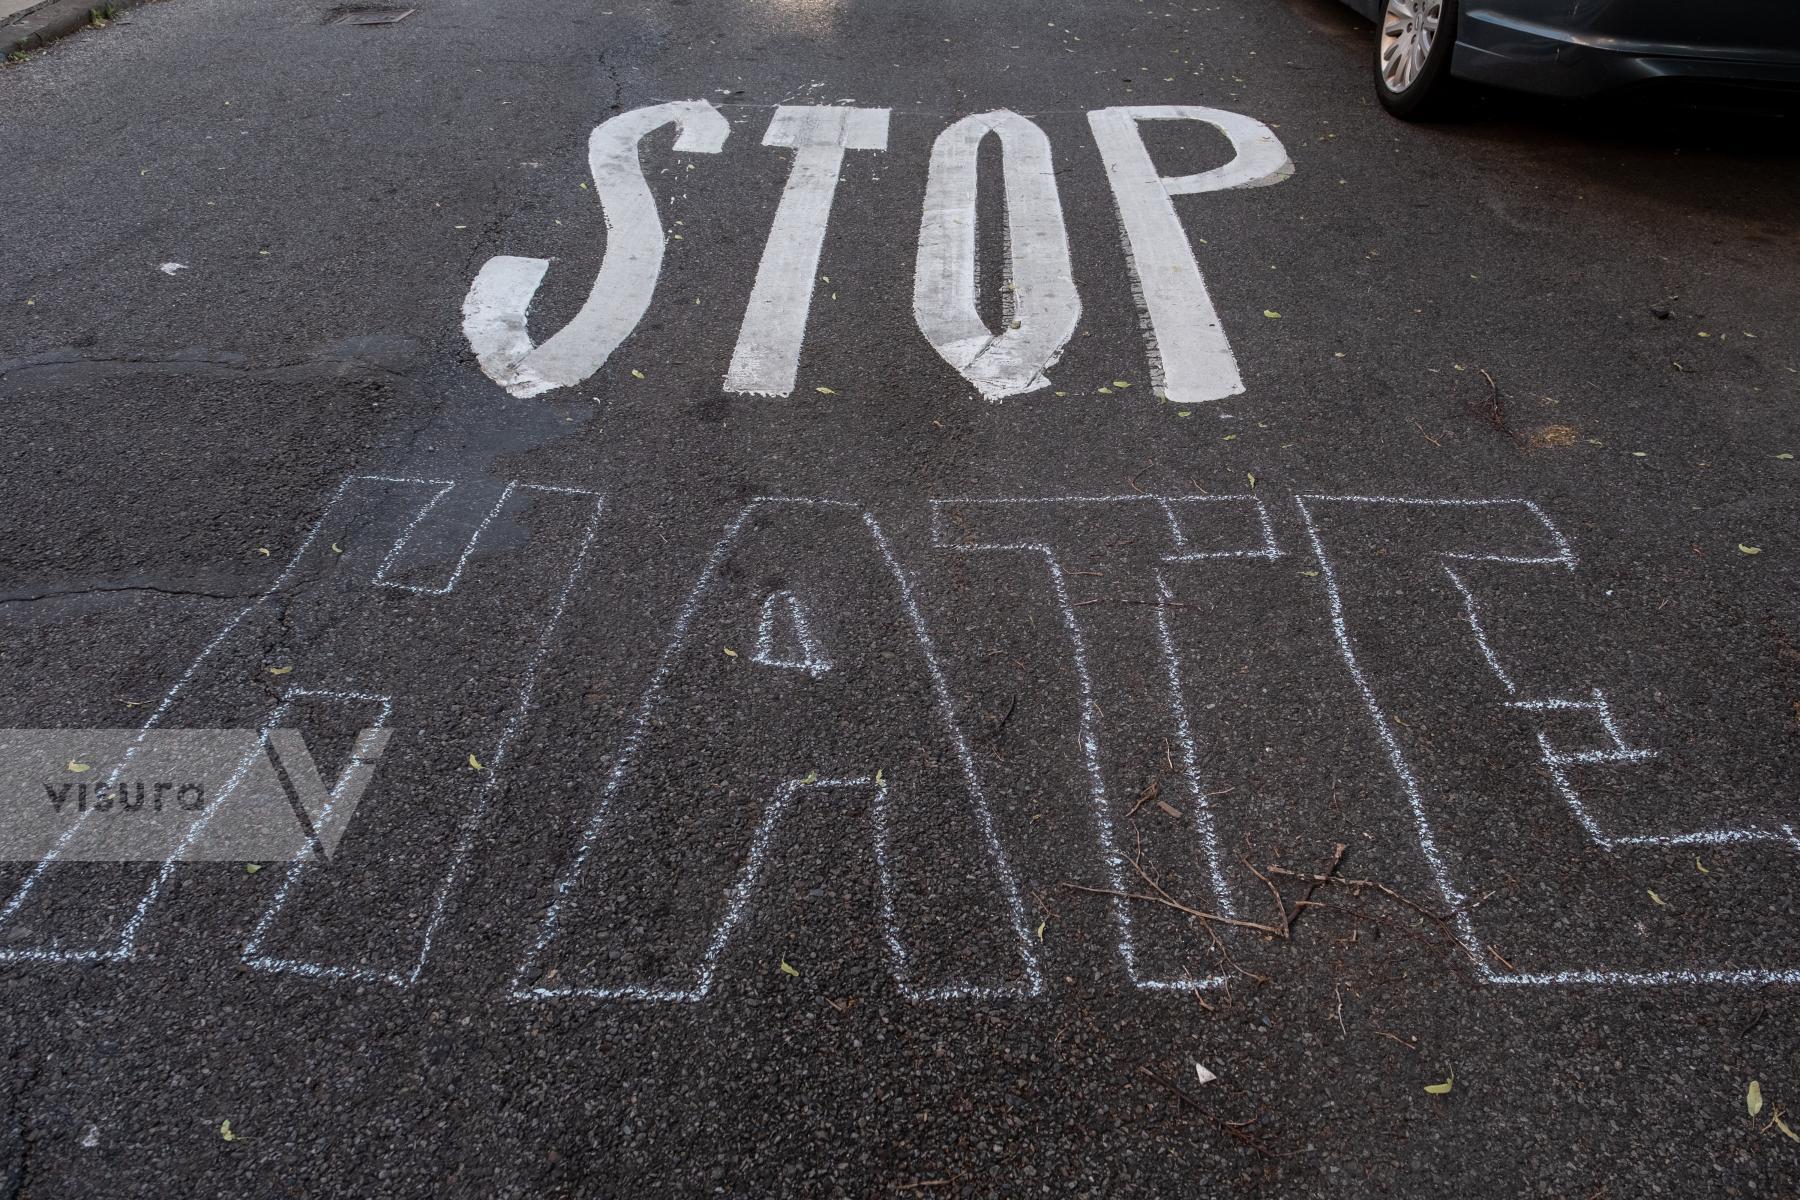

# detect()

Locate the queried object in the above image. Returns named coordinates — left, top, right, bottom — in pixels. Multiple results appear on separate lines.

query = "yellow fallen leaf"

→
left=266, top=665, right=293, bottom=676
left=1738, top=544, right=1762, bottom=556
left=723, top=647, right=738, bottom=657
left=1246, top=472, right=1257, bottom=489
left=331, top=542, right=343, bottom=554
left=1176, top=410, right=1191, bottom=418
left=256, top=547, right=271, bottom=557
left=244, top=864, right=262, bottom=874
left=67, top=761, right=91, bottom=773
left=1264, top=310, right=1281, bottom=318
left=1749, top=1080, right=1764, bottom=1117
left=1777, top=453, right=1794, bottom=461
left=468, top=753, right=484, bottom=771
left=1036, top=919, right=1046, bottom=942
left=875, top=768, right=884, bottom=785
left=1647, top=889, right=1667, bottom=907
left=1696, top=857, right=1708, bottom=874
left=1097, top=387, right=1113, bottom=395
left=1222, top=433, right=1237, bottom=441
left=802, top=771, right=817, bottom=784
left=815, top=386, right=836, bottom=395
left=1299, top=570, right=1319, bottom=578
left=779, top=959, right=800, bottom=977
left=1054, top=391, right=1067, bottom=397
left=1424, top=1070, right=1454, bottom=1096
left=1111, top=380, right=1131, bottom=388
left=220, top=1120, right=238, bottom=1142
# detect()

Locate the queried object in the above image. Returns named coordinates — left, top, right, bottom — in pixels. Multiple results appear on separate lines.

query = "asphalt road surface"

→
left=3, top=0, right=1799, bottom=1194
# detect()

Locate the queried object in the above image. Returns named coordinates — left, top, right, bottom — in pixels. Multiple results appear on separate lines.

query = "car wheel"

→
left=1374, top=0, right=1458, bottom=119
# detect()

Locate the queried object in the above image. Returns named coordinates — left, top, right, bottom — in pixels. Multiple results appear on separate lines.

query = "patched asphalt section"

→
left=2, top=0, right=1798, bottom=1193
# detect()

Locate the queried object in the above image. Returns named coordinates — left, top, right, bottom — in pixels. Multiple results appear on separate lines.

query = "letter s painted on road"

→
left=462, top=100, right=731, bottom=399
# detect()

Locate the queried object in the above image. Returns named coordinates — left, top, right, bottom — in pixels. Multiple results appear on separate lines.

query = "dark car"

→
left=1336, top=0, right=1800, bottom=117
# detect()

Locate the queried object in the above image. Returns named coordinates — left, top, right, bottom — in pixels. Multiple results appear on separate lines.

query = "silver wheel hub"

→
left=1380, top=0, right=1442, bottom=93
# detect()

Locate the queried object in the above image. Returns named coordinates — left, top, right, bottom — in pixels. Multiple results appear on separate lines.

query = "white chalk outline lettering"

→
left=1296, top=493, right=1800, bottom=987
left=0, top=476, right=601, bottom=977
left=513, top=499, right=1043, bottom=1003
left=751, top=589, right=833, bottom=677
left=929, top=493, right=1282, bottom=990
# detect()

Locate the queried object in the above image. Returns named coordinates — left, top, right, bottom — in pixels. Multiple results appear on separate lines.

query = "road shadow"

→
left=1449, top=83, right=1800, bottom=159
left=1283, top=0, right=1800, bottom=223
left=1435, top=85, right=1800, bottom=224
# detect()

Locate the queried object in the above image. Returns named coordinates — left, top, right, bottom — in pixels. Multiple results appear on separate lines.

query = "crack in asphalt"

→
left=1, top=1049, right=35, bottom=1200
left=0, top=583, right=260, bottom=608
left=0, top=352, right=417, bottom=386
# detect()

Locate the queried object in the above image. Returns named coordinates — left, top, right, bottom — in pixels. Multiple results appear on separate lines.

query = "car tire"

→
left=1374, top=0, right=1459, bottom=120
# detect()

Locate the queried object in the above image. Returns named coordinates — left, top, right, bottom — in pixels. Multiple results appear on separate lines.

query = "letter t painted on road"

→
left=724, top=106, right=891, bottom=397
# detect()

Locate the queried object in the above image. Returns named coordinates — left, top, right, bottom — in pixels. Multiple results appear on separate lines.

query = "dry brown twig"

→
left=1374, top=1030, right=1420, bottom=1053
left=1268, top=866, right=1440, bottom=919
left=1239, top=855, right=1289, bottom=932
left=1201, top=904, right=1271, bottom=985
left=1267, top=863, right=1482, bottom=964
left=1064, top=842, right=1342, bottom=944
left=1464, top=366, right=1522, bottom=447
left=1058, top=882, right=1280, bottom=938
left=1063, top=843, right=1482, bottom=990
left=1287, top=842, right=1347, bottom=936
left=1137, top=1067, right=1282, bottom=1161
